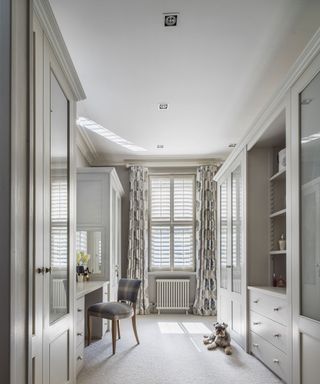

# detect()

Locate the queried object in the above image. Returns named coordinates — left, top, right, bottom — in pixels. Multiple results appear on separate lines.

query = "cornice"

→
left=34, top=0, right=86, bottom=101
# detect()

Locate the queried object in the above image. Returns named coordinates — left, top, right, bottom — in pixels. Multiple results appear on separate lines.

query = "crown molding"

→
left=76, top=127, right=98, bottom=165
left=90, top=156, right=224, bottom=168
left=215, top=25, right=320, bottom=181
left=33, top=0, right=86, bottom=101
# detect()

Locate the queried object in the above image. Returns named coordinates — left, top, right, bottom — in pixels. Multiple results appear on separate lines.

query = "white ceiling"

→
left=50, top=0, right=320, bottom=164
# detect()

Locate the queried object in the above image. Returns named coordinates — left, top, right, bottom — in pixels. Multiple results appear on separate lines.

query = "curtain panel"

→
left=193, top=165, right=219, bottom=316
left=127, top=166, right=150, bottom=314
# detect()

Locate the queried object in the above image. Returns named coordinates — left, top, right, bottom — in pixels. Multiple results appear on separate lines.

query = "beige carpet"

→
left=77, top=314, right=281, bottom=384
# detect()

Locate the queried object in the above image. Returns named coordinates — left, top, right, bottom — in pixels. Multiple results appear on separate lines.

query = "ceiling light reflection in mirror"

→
left=77, top=117, right=147, bottom=152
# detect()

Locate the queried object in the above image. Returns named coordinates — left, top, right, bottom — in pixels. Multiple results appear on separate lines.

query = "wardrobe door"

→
left=292, top=53, right=320, bottom=384
left=42, top=36, right=75, bottom=384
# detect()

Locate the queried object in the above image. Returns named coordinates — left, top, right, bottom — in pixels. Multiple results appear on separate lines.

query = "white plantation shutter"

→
left=174, top=178, right=193, bottom=220
left=76, top=231, right=88, bottom=253
left=174, top=226, right=193, bottom=267
left=150, top=175, right=195, bottom=270
left=151, top=178, right=170, bottom=221
left=151, top=226, right=171, bottom=268
left=51, top=178, right=68, bottom=268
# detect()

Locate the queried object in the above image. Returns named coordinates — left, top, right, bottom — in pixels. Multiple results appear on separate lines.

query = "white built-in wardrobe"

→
left=215, top=28, right=320, bottom=384
left=31, top=1, right=85, bottom=383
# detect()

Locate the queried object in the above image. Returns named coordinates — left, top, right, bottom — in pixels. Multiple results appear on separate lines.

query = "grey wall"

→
left=0, top=0, right=11, bottom=380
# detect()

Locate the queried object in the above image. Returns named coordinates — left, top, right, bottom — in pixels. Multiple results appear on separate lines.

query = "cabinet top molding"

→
left=34, top=0, right=86, bottom=101
left=214, top=25, right=320, bottom=182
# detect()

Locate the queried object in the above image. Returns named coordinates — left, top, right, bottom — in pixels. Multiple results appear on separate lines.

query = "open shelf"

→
left=270, top=208, right=286, bottom=218
left=270, top=168, right=286, bottom=182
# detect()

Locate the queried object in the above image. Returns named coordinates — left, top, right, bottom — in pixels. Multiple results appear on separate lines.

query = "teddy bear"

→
left=203, top=322, right=232, bottom=355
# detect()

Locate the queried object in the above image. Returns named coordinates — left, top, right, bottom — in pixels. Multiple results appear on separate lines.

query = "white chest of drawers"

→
left=248, top=287, right=288, bottom=383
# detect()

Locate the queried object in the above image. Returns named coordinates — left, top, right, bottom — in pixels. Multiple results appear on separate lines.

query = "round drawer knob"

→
left=253, top=300, right=259, bottom=304
left=77, top=356, right=83, bottom=361
left=77, top=332, right=83, bottom=336
left=253, top=322, right=261, bottom=325
left=273, top=333, right=280, bottom=338
left=273, top=359, right=279, bottom=364
left=273, top=307, right=280, bottom=311
left=77, top=308, right=83, bottom=312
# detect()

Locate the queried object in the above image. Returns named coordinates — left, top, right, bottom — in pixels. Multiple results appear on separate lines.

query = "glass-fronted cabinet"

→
left=216, top=151, right=246, bottom=349
left=292, top=51, right=320, bottom=384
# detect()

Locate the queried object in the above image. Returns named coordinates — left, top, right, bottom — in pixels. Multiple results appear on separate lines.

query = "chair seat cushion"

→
left=88, top=302, right=133, bottom=320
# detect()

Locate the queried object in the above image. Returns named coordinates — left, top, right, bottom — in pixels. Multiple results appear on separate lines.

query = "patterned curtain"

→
left=127, top=166, right=150, bottom=314
left=193, top=165, right=219, bottom=316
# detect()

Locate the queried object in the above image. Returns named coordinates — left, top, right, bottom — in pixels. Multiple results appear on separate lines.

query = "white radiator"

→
left=156, top=279, right=190, bottom=315
left=52, top=279, right=67, bottom=311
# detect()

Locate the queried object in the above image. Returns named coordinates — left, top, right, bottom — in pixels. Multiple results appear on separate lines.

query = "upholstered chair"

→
left=87, top=278, right=142, bottom=354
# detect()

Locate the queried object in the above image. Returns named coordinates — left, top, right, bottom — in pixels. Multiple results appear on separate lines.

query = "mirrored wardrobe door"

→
left=42, top=36, right=75, bottom=384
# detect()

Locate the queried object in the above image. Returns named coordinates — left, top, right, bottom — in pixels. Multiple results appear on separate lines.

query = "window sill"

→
left=148, top=271, right=196, bottom=276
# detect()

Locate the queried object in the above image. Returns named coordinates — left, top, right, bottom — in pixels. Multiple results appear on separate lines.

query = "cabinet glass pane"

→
left=300, top=70, right=320, bottom=321
left=220, top=181, right=228, bottom=289
left=50, top=72, right=69, bottom=323
left=232, top=165, right=242, bottom=294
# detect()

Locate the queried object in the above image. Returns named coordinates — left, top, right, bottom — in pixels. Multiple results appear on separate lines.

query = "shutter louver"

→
left=174, top=226, right=193, bottom=267
left=151, top=226, right=170, bottom=268
left=151, top=178, right=170, bottom=221
left=174, top=178, right=193, bottom=221
left=51, top=178, right=68, bottom=268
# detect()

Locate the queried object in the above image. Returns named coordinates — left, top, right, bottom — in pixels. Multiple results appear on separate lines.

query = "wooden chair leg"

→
left=87, top=314, right=92, bottom=346
left=132, top=313, right=139, bottom=344
left=112, top=319, right=117, bottom=354
left=117, top=320, right=121, bottom=339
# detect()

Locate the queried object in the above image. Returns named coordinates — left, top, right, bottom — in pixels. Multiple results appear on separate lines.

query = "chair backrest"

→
left=117, top=278, right=141, bottom=304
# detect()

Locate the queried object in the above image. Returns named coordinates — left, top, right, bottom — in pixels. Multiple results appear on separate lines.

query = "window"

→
left=149, top=175, right=195, bottom=271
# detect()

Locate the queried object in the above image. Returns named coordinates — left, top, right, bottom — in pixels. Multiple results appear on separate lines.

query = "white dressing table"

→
left=75, top=281, right=110, bottom=375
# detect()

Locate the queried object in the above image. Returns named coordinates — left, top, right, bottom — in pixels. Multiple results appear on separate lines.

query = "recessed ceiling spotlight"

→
left=157, top=144, right=164, bottom=149
left=77, top=117, right=147, bottom=152
left=164, top=13, right=178, bottom=27
left=228, top=143, right=237, bottom=148
left=158, top=103, right=169, bottom=110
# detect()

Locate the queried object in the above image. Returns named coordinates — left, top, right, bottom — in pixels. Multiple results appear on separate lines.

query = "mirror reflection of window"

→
left=50, top=71, right=69, bottom=324
left=76, top=230, right=102, bottom=274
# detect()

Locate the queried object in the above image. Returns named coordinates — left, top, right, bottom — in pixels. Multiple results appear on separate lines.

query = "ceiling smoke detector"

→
left=158, top=103, right=169, bottom=110
left=164, top=13, right=178, bottom=27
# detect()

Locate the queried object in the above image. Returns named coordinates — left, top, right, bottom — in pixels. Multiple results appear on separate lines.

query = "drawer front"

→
left=249, top=291, right=287, bottom=325
left=76, top=319, right=85, bottom=347
left=250, top=332, right=288, bottom=382
left=250, top=311, right=287, bottom=353
left=76, top=342, right=84, bottom=376
left=76, top=297, right=85, bottom=323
